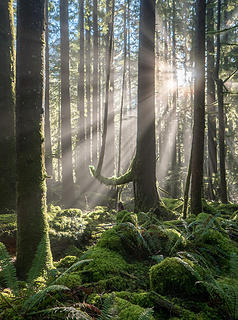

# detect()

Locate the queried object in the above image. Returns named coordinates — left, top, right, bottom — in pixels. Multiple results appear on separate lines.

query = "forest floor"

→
left=0, top=198, right=238, bottom=319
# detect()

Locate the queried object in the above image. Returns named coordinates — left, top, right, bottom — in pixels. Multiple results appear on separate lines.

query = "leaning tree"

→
left=91, top=0, right=164, bottom=214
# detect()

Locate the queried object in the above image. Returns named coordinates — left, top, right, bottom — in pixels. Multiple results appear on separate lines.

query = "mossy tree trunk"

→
left=0, top=0, right=16, bottom=212
left=134, top=0, right=159, bottom=212
left=16, top=0, right=52, bottom=280
left=191, top=0, right=206, bottom=215
left=60, top=0, right=75, bottom=207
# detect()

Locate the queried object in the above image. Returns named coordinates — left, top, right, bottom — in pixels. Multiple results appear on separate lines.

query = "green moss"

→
left=97, top=224, right=150, bottom=260
left=97, top=226, right=123, bottom=254
left=115, top=297, right=154, bottom=320
left=150, top=257, right=206, bottom=298
left=54, top=255, right=79, bottom=269
left=80, top=247, right=130, bottom=283
left=115, top=291, right=154, bottom=308
left=56, top=272, right=81, bottom=289
left=116, top=210, right=138, bottom=224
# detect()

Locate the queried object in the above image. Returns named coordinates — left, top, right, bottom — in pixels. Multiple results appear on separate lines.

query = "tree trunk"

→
left=45, top=0, right=54, bottom=200
left=215, top=0, right=228, bottom=203
left=76, top=0, right=87, bottom=190
left=60, top=0, right=75, bottom=207
left=191, top=0, right=206, bottom=215
left=0, top=0, right=16, bottom=211
left=16, top=0, right=52, bottom=280
left=171, top=0, right=178, bottom=198
left=118, top=4, right=127, bottom=176
left=207, top=0, right=217, bottom=200
left=92, top=0, right=99, bottom=165
left=86, top=1, right=91, bottom=166
left=134, top=0, right=159, bottom=212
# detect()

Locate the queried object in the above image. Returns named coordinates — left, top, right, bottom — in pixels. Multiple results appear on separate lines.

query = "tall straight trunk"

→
left=0, top=0, right=16, bottom=211
left=86, top=2, right=91, bottom=165
left=16, top=0, right=52, bottom=280
left=171, top=0, right=178, bottom=198
left=215, top=0, right=228, bottom=203
left=191, top=0, right=206, bottom=215
left=45, top=0, right=54, bottom=199
left=207, top=0, right=217, bottom=200
left=77, top=0, right=87, bottom=187
left=60, top=0, right=75, bottom=207
left=134, top=0, right=159, bottom=212
left=92, top=0, right=99, bottom=164
left=127, top=0, right=132, bottom=112
left=118, top=4, right=127, bottom=176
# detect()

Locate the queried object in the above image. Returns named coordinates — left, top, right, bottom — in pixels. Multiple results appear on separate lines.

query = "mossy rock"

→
left=150, top=257, right=207, bottom=299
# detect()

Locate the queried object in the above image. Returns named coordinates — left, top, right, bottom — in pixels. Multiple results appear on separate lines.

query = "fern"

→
left=27, top=235, right=48, bottom=284
left=22, top=284, right=70, bottom=313
left=138, top=308, right=154, bottom=320
left=98, top=293, right=115, bottom=320
left=0, top=242, right=18, bottom=293
left=28, top=306, right=92, bottom=319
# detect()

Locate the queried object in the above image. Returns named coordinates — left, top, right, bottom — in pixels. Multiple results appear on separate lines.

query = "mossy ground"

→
left=0, top=199, right=238, bottom=319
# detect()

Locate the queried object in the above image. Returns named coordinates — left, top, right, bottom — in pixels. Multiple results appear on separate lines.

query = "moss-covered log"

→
left=16, top=0, right=52, bottom=280
left=0, top=0, right=16, bottom=211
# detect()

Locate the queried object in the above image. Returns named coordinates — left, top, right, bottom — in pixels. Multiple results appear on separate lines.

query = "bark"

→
left=92, top=0, right=99, bottom=165
left=118, top=4, right=127, bottom=176
left=102, top=0, right=115, bottom=177
left=95, top=0, right=115, bottom=176
left=60, top=0, right=75, bottom=207
left=0, top=0, right=16, bottom=211
left=76, top=0, right=87, bottom=188
left=45, top=0, right=54, bottom=199
left=134, top=0, right=159, bottom=212
left=207, top=0, right=217, bottom=200
left=16, top=0, right=52, bottom=280
left=215, top=0, right=228, bottom=203
left=191, top=0, right=206, bottom=215
left=86, top=0, right=91, bottom=166
left=170, top=0, right=178, bottom=198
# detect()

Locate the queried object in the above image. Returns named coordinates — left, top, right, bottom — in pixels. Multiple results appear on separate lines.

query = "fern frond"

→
left=0, top=242, right=18, bottom=293
left=98, top=293, right=115, bottom=320
left=138, top=308, right=154, bottom=320
left=27, top=235, right=48, bottom=284
left=28, top=306, right=92, bottom=319
left=22, top=284, right=69, bottom=313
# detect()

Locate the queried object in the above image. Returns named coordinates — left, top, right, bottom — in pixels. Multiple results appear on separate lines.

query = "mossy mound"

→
left=97, top=223, right=150, bottom=260
left=116, top=210, right=138, bottom=225
left=150, top=257, right=207, bottom=299
left=143, top=225, right=186, bottom=256
left=79, top=247, right=149, bottom=291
